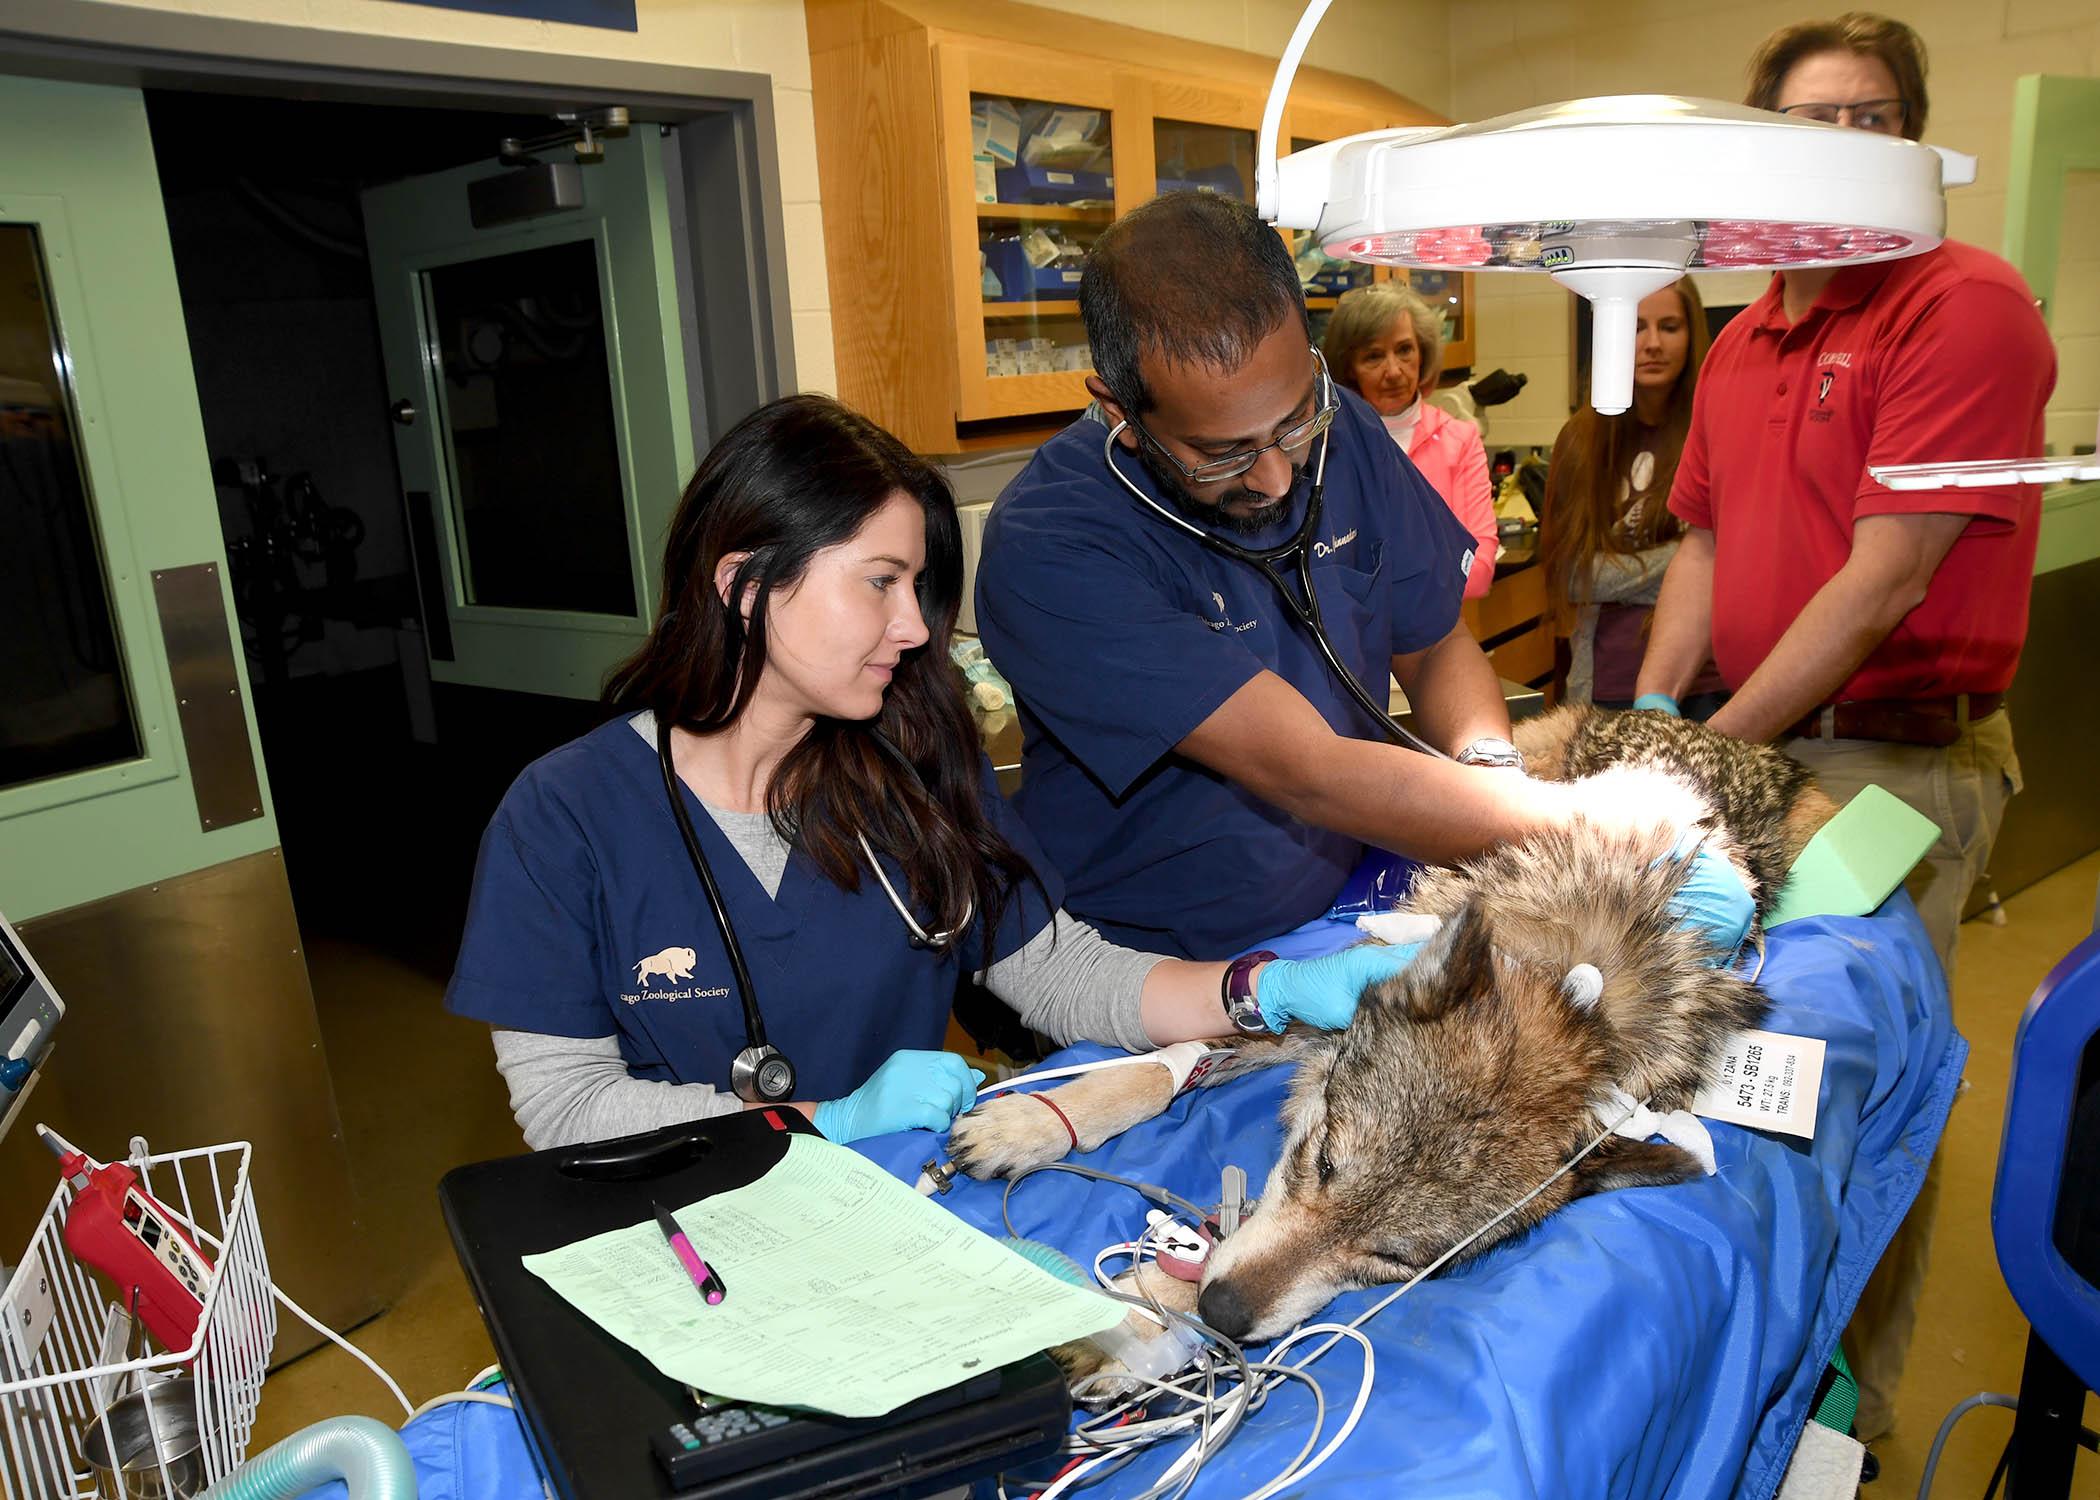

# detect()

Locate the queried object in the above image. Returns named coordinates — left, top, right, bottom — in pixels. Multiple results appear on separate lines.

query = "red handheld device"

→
left=40, top=1128, right=212, bottom=1356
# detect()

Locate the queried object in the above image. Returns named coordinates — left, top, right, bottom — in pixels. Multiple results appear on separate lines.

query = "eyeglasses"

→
left=1130, top=347, right=1337, bottom=484
left=1777, top=98, right=1907, bottom=135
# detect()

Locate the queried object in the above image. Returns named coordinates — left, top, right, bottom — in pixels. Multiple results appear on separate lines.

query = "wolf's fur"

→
left=950, top=707, right=1838, bottom=1349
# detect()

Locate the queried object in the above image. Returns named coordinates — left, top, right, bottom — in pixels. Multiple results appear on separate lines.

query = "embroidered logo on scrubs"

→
left=1205, top=592, right=1258, bottom=634
left=623, top=946, right=730, bottom=1006
left=633, top=946, right=698, bottom=987
left=1311, top=527, right=1358, bottom=559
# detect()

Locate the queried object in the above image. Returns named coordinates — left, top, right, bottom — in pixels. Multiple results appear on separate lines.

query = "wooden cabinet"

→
left=808, top=0, right=1466, bottom=453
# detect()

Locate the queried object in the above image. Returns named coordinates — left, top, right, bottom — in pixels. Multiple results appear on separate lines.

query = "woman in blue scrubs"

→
left=446, top=396, right=1409, bottom=1147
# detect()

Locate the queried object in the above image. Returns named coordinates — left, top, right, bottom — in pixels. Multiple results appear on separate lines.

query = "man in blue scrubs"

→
left=978, top=193, right=1574, bottom=958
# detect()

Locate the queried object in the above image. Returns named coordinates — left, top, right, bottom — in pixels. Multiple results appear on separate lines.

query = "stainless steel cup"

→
left=80, top=1376, right=203, bottom=1500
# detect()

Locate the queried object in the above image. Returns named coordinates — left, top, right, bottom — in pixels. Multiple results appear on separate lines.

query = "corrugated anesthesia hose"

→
left=200, top=1415, right=416, bottom=1500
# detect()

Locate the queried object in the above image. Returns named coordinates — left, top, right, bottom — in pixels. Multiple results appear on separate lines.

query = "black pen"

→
left=652, top=1200, right=727, bottom=1306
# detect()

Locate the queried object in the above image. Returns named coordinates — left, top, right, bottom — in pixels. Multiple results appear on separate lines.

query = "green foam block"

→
left=1765, top=784, right=1940, bottom=928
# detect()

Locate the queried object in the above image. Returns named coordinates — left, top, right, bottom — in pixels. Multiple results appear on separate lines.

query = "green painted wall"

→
left=0, top=77, right=279, bottom=921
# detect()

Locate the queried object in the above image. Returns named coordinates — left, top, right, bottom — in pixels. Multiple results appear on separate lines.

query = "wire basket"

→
left=0, top=1135, right=276, bottom=1499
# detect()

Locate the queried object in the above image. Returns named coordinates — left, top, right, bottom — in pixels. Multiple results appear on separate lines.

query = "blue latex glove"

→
left=1632, top=692, right=1681, bottom=716
left=813, top=1050, right=985, bottom=1143
left=1664, top=842, right=1756, bottom=963
left=1254, top=942, right=1428, bottom=1031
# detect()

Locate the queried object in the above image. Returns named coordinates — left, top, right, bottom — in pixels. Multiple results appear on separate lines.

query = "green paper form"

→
left=522, top=1134, right=1122, bottom=1417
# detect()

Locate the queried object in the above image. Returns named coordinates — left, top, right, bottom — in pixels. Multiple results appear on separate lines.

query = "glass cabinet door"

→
left=937, top=50, right=1124, bottom=423
left=1152, top=118, right=1256, bottom=203
left=972, top=91, right=1110, bottom=384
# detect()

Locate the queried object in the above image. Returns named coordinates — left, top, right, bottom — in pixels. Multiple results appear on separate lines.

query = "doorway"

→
left=0, top=4, right=792, bottom=1409
left=149, top=90, right=656, bottom=972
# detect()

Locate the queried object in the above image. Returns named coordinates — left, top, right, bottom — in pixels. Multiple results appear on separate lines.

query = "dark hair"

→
left=1541, top=278, right=1711, bottom=634
left=1744, top=12, right=1929, bottom=139
left=1080, top=191, right=1311, bottom=416
left=605, top=394, right=1038, bottom=958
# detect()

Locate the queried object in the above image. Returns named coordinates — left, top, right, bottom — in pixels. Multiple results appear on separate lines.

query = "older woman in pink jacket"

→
left=1321, top=285, right=1496, bottom=597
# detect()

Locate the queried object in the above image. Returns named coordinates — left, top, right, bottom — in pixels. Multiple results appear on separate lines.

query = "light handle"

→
left=1257, top=0, right=1335, bottom=222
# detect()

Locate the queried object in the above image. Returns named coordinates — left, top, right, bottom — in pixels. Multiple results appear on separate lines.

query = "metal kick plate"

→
left=151, top=561, right=262, bottom=831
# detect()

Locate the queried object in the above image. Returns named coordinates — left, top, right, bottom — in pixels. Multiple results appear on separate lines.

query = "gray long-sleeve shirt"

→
left=491, top=794, right=1164, bottom=1149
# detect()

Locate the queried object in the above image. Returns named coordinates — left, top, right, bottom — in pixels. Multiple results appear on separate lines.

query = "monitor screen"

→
left=0, top=930, right=25, bottom=1014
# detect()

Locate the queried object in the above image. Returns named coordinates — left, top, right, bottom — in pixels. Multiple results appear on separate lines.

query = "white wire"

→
left=406, top=1388, right=516, bottom=1422
left=266, top=1282, right=415, bottom=1418
left=976, top=1052, right=1178, bottom=1099
left=1242, top=1325, right=1373, bottom=1499
left=1012, top=1099, right=1646, bottom=1496
left=1914, top=1391, right=2018, bottom=1499
left=143, top=1173, right=416, bottom=1420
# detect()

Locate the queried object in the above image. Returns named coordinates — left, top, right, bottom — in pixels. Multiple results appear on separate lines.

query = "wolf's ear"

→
left=1386, top=896, right=1495, bottom=1022
left=1570, top=1134, right=1703, bottom=1196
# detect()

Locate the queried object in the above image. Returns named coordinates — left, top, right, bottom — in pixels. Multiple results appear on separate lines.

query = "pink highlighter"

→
left=651, top=1201, right=727, bottom=1306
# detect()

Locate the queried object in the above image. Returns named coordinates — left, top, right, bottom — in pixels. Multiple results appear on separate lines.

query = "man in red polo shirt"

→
left=1636, top=25, right=2052, bottom=981
left=1634, top=13, right=2055, bottom=1443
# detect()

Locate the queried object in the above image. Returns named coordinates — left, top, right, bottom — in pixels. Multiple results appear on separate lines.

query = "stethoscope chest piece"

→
left=731, top=1044, right=797, bottom=1104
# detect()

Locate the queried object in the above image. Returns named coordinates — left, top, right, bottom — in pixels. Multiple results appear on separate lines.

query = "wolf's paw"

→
left=1061, top=1264, right=1204, bottom=1410
left=948, top=1089, right=1076, bottom=1180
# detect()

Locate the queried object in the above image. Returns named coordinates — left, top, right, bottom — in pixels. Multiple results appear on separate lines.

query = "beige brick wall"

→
left=1449, top=0, right=2100, bottom=453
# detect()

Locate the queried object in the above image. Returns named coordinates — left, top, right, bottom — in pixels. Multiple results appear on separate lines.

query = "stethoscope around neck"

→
left=1100, top=411, right=1447, bottom=761
left=654, top=717, right=969, bottom=1103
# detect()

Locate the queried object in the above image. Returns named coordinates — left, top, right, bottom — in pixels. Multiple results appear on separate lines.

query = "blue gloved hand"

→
left=1254, top=942, right=1428, bottom=1031
left=1663, top=842, right=1755, bottom=963
left=813, top=1050, right=986, bottom=1143
left=1632, top=692, right=1682, bottom=716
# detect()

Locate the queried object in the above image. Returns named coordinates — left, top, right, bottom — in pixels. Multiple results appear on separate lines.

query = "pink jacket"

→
left=1390, top=403, right=1496, bottom=599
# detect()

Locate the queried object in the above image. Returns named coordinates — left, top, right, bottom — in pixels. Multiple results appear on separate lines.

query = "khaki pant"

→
left=1783, top=712, right=2021, bottom=1441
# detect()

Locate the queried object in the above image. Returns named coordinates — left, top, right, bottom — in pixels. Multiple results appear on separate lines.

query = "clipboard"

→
left=439, top=1109, right=1069, bottom=1498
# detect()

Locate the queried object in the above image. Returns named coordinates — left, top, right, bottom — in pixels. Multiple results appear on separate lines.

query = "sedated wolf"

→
left=947, top=706, right=1839, bottom=1347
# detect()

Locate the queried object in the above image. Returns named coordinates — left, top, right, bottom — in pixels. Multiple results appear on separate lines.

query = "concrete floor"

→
left=252, top=853, right=2100, bottom=1494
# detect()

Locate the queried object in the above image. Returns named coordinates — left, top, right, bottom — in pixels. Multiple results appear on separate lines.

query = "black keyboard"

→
left=650, top=1360, right=1065, bottom=1498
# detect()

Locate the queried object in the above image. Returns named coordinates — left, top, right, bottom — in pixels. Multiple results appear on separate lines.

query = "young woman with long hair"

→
left=447, top=395, right=1416, bottom=1147
left=1541, top=278, right=1727, bottom=715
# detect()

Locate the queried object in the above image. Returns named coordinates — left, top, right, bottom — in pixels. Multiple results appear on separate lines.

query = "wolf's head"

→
left=1198, top=897, right=1706, bottom=1342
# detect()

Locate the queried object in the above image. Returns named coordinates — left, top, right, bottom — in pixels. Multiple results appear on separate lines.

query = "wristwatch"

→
left=1456, top=735, right=1525, bottom=771
left=1221, top=950, right=1278, bottom=1034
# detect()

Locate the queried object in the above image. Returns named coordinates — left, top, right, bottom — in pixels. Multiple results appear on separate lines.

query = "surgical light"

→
left=1257, top=0, right=1974, bottom=415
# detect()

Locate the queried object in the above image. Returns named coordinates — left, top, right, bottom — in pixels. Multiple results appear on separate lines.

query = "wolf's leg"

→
left=950, top=1034, right=1305, bottom=1179
left=949, top=1062, right=1178, bottom=1180
left=1512, top=704, right=1587, bottom=782
left=1781, top=784, right=1841, bottom=862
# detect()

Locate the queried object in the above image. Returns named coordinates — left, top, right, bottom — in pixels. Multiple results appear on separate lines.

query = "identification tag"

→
left=1691, top=1028, right=1825, bottom=1139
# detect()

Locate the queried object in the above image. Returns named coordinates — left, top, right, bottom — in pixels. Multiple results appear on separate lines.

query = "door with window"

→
left=0, top=74, right=370, bottom=1341
left=0, top=76, right=282, bottom=918
left=363, top=133, right=695, bottom=701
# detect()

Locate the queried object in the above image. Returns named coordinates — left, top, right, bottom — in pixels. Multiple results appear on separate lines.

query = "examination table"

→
left=319, top=892, right=1958, bottom=1499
